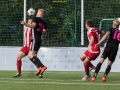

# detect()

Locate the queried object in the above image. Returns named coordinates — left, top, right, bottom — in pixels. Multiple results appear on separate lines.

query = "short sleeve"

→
left=108, top=28, right=112, bottom=33
left=88, top=32, right=94, bottom=38
left=98, top=30, right=102, bottom=34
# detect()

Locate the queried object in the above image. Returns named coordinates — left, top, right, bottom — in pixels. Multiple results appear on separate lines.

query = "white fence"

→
left=0, top=46, right=120, bottom=72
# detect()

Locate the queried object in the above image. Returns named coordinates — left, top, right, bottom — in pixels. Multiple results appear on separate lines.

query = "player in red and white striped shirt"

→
left=13, top=18, right=32, bottom=78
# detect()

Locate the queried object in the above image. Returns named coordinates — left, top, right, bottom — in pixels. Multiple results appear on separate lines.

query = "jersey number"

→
left=113, top=30, right=120, bottom=41
left=37, top=23, right=44, bottom=32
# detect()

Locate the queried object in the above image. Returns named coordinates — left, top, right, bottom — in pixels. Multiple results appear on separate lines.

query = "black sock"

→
left=30, top=56, right=44, bottom=68
left=103, top=65, right=111, bottom=77
left=93, top=63, right=102, bottom=77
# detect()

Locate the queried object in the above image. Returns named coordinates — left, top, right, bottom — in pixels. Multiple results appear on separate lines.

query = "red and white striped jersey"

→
left=23, top=27, right=32, bottom=47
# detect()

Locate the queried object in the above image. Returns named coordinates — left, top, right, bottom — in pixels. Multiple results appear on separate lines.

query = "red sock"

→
left=84, top=64, right=89, bottom=75
left=17, top=60, right=22, bottom=74
left=88, top=62, right=94, bottom=68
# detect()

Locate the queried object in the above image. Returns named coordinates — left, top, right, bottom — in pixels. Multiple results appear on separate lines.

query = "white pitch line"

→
left=0, top=78, right=120, bottom=83
left=0, top=80, right=120, bottom=86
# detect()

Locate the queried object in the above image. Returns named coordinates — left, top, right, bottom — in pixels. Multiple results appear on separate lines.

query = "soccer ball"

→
left=27, top=8, right=35, bottom=16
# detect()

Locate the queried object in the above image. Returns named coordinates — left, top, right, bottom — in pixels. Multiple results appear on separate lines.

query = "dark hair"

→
left=28, top=18, right=32, bottom=20
left=86, top=19, right=94, bottom=27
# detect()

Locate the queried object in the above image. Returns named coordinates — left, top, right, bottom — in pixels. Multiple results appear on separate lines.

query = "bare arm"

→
left=43, top=29, right=47, bottom=32
left=21, top=21, right=36, bottom=28
left=101, top=31, right=105, bottom=34
left=97, top=31, right=110, bottom=45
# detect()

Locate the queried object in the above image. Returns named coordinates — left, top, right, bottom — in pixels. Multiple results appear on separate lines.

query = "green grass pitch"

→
left=0, top=71, right=120, bottom=90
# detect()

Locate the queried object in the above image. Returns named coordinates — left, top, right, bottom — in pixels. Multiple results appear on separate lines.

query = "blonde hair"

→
left=38, top=9, right=45, bottom=14
left=113, top=20, right=120, bottom=28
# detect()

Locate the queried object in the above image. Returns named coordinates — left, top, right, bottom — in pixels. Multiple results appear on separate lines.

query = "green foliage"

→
left=0, top=0, right=120, bottom=46
left=0, top=0, right=23, bottom=45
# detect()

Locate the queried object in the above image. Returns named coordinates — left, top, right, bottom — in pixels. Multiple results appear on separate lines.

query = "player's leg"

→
left=28, top=39, right=47, bottom=77
left=80, top=50, right=95, bottom=71
left=13, top=51, right=26, bottom=78
left=101, top=60, right=113, bottom=82
left=28, top=51, right=47, bottom=77
left=91, top=57, right=105, bottom=81
left=80, top=53, right=86, bottom=61
left=89, top=62, right=96, bottom=72
left=91, top=47, right=110, bottom=82
left=82, top=57, right=91, bottom=81
left=13, top=46, right=29, bottom=78
left=82, top=51, right=100, bottom=81
left=28, top=51, right=44, bottom=67
left=102, top=48, right=118, bottom=82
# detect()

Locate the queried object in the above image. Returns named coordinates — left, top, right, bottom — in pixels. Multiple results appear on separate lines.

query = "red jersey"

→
left=24, top=27, right=32, bottom=47
left=87, top=28, right=102, bottom=53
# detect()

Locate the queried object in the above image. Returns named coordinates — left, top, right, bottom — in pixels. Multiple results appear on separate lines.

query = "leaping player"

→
left=13, top=18, right=43, bottom=78
left=21, top=9, right=47, bottom=78
left=13, top=18, right=33, bottom=78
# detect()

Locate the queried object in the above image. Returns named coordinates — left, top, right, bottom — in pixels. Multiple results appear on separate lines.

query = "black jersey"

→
left=106, top=28, right=120, bottom=49
left=32, top=17, right=47, bottom=39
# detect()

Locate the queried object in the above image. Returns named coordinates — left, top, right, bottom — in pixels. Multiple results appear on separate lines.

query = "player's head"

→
left=112, top=20, right=120, bottom=28
left=27, top=18, right=32, bottom=24
left=36, top=8, right=45, bottom=18
left=85, top=19, right=94, bottom=29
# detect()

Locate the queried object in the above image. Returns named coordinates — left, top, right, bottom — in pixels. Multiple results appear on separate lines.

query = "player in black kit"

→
left=21, top=9, right=47, bottom=78
left=91, top=20, right=120, bottom=82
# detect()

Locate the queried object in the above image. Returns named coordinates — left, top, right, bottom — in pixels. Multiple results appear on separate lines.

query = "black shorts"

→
left=30, top=39, right=42, bottom=53
left=101, top=47, right=118, bottom=62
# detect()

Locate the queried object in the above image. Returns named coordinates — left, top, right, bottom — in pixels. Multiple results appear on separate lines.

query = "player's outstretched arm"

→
left=21, top=21, right=36, bottom=28
left=101, top=31, right=105, bottom=34
left=96, top=31, right=110, bottom=46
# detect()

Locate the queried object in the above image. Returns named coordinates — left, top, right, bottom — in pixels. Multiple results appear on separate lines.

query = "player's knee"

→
left=16, top=52, right=25, bottom=60
left=108, top=60, right=113, bottom=66
left=80, top=56, right=85, bottom=61
left=83, top=59, right=90, bottom=65
left=17, top=57, right=21, bottom=60
left=28, top=52, right=34, bottom=59
left=16, top=55, right=23, bottom=60
left=83, top=62, right=87, bottom=65
left=28, top=54, right=32, bottom=59
left=99, top=58, right=105, bottom=63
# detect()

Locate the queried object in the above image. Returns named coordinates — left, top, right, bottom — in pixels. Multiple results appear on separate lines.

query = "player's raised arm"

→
left=101, top=31, right=105, bottom=34
left=21, top=21, right=36, bottom=28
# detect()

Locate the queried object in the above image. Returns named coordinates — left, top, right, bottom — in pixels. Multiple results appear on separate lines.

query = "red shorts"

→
left=20, top=46, right=30, bottom=55
left=84, top=50, right=100, bottom=61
